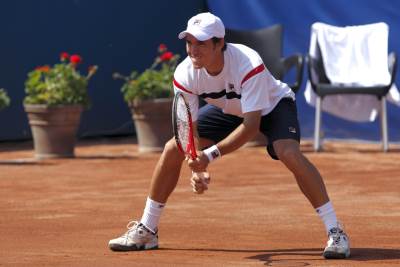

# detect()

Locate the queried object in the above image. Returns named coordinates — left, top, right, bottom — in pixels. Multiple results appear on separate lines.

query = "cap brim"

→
left=178, top=29, right=212, bottom=41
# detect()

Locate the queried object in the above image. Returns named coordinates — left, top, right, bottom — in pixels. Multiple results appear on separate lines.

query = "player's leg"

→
left=149, top=138, right=186, bottom=203
left=109, top=104, right=241, bottom=252
left=261, top=98, right=350, bottom=259
left=108, top=138, right=185, bottom=251
left=273, top=139, right=329, bottom=207
left=261, top=98, right=331, bottom=208
left=273, top=139, right=350, bottom=259
left=136, top=104, right=240, bottom=243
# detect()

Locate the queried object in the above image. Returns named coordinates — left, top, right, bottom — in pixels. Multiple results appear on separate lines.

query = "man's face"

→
left=185, top=34, right=222, bottom=70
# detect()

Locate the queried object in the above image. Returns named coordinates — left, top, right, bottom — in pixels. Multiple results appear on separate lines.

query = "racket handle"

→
left=191, top=171, right=210, bottom=194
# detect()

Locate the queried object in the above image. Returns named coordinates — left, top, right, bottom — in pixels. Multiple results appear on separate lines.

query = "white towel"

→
left=304, top=22, right=400, bottom=122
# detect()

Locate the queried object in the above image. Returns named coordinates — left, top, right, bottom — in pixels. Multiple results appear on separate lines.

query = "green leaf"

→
left=24, top=58, right=97, bottom=107
left=0, top=88, right=10, bottom=110
left=117, top=48, right=179, bottom=102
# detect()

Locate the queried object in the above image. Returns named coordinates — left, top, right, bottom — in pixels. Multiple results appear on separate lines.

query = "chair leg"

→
left=380, top=97, right=388, bottom=152
left=314, top=96, right=322, bottom=152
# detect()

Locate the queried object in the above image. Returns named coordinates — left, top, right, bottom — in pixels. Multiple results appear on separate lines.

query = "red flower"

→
left=160, top=51, right=173, bottom=61
left=158, top=43, right=167, bottom=52
left=70, top=54, right=82, bottom=65
left=60, top=52, right=69, bottom=61
left=35, top=65, right=50, bottom=72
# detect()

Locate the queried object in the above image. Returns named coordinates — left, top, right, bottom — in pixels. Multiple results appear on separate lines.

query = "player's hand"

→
left=190, top=171, right=211, bottom=194
left=187, top=152, right=209, bottom=172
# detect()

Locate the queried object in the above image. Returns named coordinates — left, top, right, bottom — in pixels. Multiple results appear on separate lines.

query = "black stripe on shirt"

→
left=199, top=89, right=241, bottom=100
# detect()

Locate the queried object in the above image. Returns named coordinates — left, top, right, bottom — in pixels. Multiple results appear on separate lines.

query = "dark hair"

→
left=212, top=37, right=227, bottom=51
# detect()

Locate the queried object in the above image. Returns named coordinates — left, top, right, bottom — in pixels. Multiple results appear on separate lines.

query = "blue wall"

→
left=208, top=0, right=400, bottom=141
left=0, top=0, right=206, bottom=140
left=1, top=0, right=399, bottom=142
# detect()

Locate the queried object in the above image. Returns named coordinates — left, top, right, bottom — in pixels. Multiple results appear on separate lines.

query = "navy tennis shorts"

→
left=197, top=97, right=301, bottom=160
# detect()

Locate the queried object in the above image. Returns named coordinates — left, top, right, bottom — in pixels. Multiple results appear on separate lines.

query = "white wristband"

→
left=203, top=145, right=221, bottom=163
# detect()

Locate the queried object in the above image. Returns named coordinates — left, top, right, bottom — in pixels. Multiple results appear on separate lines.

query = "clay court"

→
left=1, top=138, right=399, bottom=266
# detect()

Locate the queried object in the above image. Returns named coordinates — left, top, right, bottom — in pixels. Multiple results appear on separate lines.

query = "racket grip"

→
left=191, top=171, right=210, bottom=194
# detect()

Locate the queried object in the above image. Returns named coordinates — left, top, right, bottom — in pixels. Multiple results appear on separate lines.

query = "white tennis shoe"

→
left=323, top=224, right=350, bottom=259
left=108, top=221, right=158, bottom=251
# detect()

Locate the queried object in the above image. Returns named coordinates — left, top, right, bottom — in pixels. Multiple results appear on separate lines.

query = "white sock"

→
left=316, top=201, right=338, bottom=233
left=140, top=197, right=165, bottom=233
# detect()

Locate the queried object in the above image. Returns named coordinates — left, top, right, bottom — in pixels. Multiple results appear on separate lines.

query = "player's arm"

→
left=216, top=110, right=261, bottom=155
left=215, top=62, right=269, bottom=156
left=188, top=110, right=261, bottom=172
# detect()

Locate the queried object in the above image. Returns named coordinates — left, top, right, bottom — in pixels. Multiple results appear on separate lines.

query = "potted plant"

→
left=0, top=88, right=10, bottom=110
left=24, top=52, right=97, bottom=159
left=113, top=44, right=180, bottom=152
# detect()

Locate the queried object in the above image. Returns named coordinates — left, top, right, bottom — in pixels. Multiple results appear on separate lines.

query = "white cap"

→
left=178, top=12, right=225, bottom=41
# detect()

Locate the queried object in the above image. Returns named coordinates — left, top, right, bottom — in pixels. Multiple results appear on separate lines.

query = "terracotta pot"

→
left=24, top=104, right=83, bottom=159
left=129, top=98, right=173, bottom=152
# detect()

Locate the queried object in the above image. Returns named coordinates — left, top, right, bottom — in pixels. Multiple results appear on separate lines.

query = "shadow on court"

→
left=247, top=247, right=400, bottom=265
left=160, top=247, right=400, bottom=265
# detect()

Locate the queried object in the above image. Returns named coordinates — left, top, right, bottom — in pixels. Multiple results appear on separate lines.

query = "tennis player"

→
left=109, top=12, right=350, bottom=259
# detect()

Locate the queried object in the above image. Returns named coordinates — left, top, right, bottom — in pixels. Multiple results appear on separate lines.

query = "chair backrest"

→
left=308, top=44, right=330, bottom=84
left=225, top=24, right=283, bottom=79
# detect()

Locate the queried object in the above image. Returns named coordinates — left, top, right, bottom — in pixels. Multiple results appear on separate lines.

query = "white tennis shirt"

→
left=173, top=43, right=294, bottom=121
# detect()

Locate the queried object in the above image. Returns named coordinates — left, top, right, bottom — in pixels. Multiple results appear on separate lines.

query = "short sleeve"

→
left=240, top=65, right=281, bottom=114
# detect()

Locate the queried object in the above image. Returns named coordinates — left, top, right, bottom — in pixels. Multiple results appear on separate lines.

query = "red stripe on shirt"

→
left=240, top=64, right=265, bottom=87
left=173, top=79, right=193, bottom=94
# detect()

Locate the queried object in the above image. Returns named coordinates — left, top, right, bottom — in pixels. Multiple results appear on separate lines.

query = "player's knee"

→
left=275, top=143, right=301, bottom=164
left=163, top=138, right=182, bottom=156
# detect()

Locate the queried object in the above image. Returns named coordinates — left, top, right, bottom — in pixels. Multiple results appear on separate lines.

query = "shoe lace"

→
left=331, top=230, right=342, bottom=245
left=121, top=220, right=140, bottom=239
left=329, top=222, right=346, bottom=245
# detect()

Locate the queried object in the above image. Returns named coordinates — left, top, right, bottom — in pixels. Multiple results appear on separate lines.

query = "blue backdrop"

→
left=0, top=0, right=399, bottom=143
left=207, top=0, right=400, bottom=142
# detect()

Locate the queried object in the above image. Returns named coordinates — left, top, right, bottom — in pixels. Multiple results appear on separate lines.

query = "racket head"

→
left=172, top=92, right=197, bottom=159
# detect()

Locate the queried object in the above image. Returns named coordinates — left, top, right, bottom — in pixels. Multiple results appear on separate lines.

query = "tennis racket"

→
left=172, top=91, right=210, bottom=194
